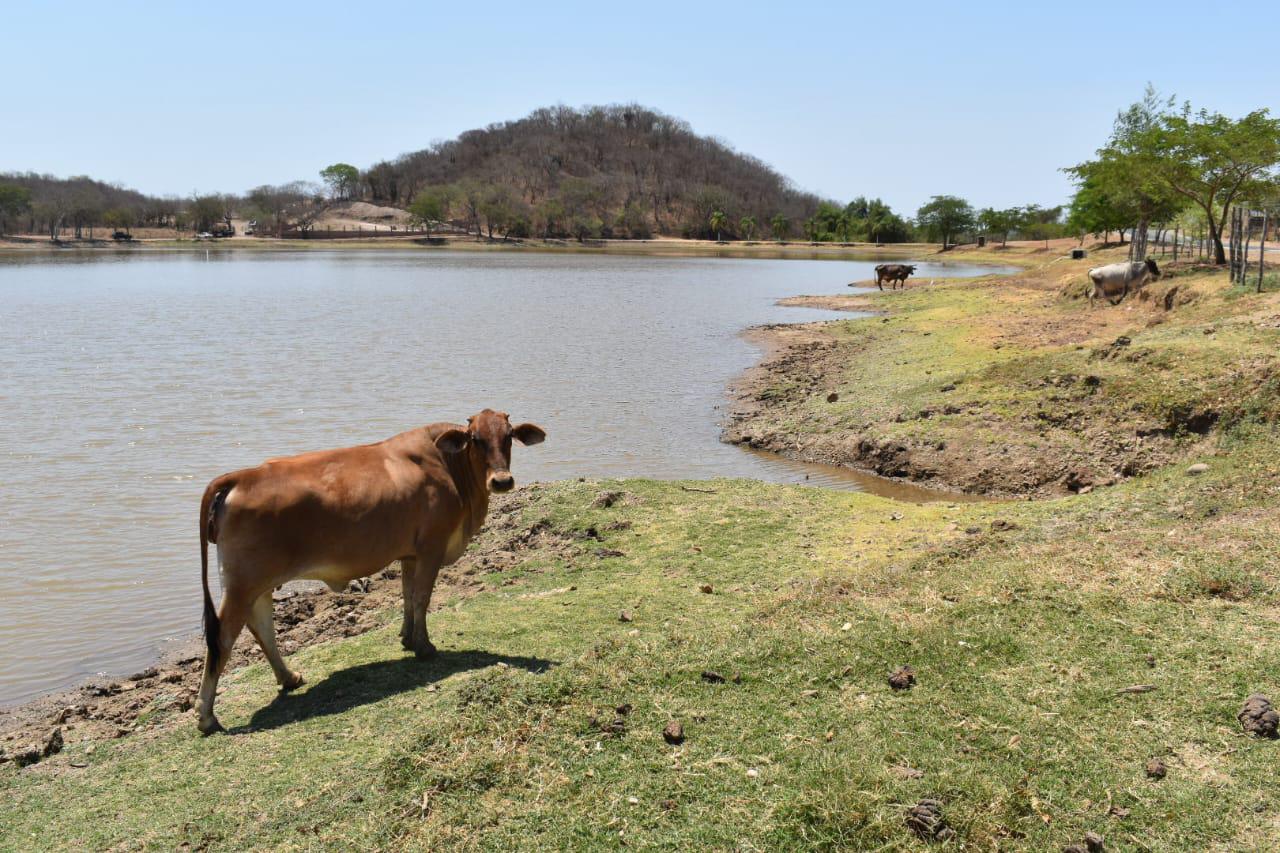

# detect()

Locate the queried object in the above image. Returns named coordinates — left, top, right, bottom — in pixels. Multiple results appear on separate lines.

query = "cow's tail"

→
left=200, top=476, right=233, bottom=670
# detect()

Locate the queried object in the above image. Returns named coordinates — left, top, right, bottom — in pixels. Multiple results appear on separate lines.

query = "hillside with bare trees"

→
left=362, top=104, right=824, bottom=240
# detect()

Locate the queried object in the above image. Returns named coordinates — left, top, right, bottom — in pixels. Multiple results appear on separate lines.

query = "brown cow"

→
left=195, top=409, right=545, bottom=734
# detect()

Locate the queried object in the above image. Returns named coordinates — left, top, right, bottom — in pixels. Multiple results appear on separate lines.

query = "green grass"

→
left=5, top=247, right=1280, bottom=849
left=4, top=457, right=1280, bottom=849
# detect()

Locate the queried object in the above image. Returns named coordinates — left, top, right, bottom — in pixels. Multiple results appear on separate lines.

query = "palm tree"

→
left=836, top=213, right=852, bottom=243
left=709, top=209, right=726, bottom=242
left=803, top=217, right=820, bottom=242
left=739, top=215, right=757, bottom=242
left=770, top=213, right=788, bottom=242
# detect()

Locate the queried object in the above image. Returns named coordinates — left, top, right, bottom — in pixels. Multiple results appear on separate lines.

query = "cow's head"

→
left=435, top=409, right=545, bottom=493
left=1145, top=258, right=1161, bottom=278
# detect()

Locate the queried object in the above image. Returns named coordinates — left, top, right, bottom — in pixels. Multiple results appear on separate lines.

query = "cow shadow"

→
left=234, top=649, right=555, bottom=734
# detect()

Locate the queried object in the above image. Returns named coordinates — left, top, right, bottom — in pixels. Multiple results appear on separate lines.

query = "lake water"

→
left=0, top=249, right=1011, bottom=705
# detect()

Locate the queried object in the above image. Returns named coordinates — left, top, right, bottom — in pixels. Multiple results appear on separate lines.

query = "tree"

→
left=619, top=202, right=652, bottom=239
left=1144, top=107, right=1280, bottom=264
left=102, top=207, right=135, bottom=236
left=709, top=209, right=726, bottom=241
left=810, top=202, right=843, bottom=240
left=846, top=197, right=910, bottom=244
left=188, top=194, right=229, bottom=233
left=770, top=213, right=788, bottom=242
left=739, top=215, right=757, bottom=241
left=319, top=163, right=359, bottom=201
left=978, top=207, right=1022, bottom=247
left=1066, top=176, right=1134, bottom=244
left=0, top=183, right=32, bottom=235
left=407, top=186, right=452, bottom=236
left=247, top=183, right=312, bottom=236
left=916, top=195, right=975, bottom=250
left=479, top=185, right=529, bottom=240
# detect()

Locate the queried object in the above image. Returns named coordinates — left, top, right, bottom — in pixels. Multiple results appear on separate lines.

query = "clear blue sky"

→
left=5, top=1, right=1276, bottom=214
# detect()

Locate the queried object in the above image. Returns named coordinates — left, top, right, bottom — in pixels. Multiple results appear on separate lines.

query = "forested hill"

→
left=362, top=104, right=823, bottom=240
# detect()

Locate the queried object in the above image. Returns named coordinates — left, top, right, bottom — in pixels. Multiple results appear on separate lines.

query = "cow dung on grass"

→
left=905, top=799, right=953, bottom=841
left=889, top=665, right=917, bottom=690
left=1239, top=694, right=1279, bottom=738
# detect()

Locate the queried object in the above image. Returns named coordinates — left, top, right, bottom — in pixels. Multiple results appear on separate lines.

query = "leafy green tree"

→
left=977, top=207, right=1023, bottom=247
left=407, top=186, right=452, bottom=235
left=571, top=213, right=602, bottom=242
left=1144, top=106, right=1280, bottom=264
left=1066, top=89, right=1197, bottom=259
left=0, top=183, right=32, bottom=235
left=709, top=209, right=727, bottom=241
left=1020, top=204, right=1065, bottom=245
left=101, top=207, right=135, bottom=236
left=1065, top=176, right=1134, bottom=244
left=811, top=202, right=843, bottom=241
left=319, top=163, right=360, bottom=200
left=846, top=197, right=910, bottom=243
left=478, top=185, right=531, bottom=240
left=619, top=202, right=652, bottom=238
left=536, top=198, right=567, bottom=238
left=770, top=213, right=789, bottom=242
left=739, top=215, right=757, bottom=241
left=916, top=195, right=975, bottom=249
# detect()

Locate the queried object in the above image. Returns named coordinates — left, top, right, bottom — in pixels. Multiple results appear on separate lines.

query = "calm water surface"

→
left=0, top=250, right=1011, bottom=704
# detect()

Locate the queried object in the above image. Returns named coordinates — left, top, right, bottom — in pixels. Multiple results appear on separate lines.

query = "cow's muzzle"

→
left=488, top=471, right=515, bottom=493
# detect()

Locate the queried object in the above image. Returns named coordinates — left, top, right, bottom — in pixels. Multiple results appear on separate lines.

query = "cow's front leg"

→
left=410, top=550, right=443, bottom=659
left=399, top=556, right=417, bottom=651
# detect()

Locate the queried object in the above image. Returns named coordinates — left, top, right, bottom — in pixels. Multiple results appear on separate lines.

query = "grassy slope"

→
left=3, top=459, right=1280, bottom=849
left=4, top=248, right=1280, bottom=850
left=740, top=245, right=1280, bottom=495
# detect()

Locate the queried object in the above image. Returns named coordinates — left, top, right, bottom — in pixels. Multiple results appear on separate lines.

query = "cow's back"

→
left=212, top=432, right=462, bottom=581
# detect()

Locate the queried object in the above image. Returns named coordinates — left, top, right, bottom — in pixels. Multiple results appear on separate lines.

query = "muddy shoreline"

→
left=720, top=264, right=1214, bottom=498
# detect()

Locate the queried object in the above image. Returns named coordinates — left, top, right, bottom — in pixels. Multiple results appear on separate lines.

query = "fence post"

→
left=1259, top=211, right=1269, bottom=293
left=1229, top=208, right=1238, bottom=282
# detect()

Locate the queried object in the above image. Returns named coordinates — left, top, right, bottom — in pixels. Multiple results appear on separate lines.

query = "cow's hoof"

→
left=414, top=642, right=438, bottom=660
left=198, top=716, right=225, bottom=736
left=281, top=671, right=305, bottom=692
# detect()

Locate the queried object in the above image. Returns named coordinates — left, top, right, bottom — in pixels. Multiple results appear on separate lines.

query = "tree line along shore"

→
left=4, top=237, right=1280, bottom=849
left=11, top=89, right=1278, bottom=253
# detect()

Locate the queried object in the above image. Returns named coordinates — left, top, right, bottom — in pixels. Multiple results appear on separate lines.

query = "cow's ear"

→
left=512, top=423, right=546, bottom=446
left=435, top=428, right=470, bottom=454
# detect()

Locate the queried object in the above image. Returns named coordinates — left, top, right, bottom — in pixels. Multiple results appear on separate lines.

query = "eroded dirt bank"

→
left=723, top=245, right=1278, bottom=497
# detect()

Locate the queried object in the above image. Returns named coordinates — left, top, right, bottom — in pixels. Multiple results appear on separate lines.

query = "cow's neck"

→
left=448, top=443, right=490, bottom=542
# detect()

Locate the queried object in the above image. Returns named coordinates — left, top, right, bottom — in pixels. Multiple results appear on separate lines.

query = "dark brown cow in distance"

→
left=195, top=409, right=545, bottom=734
left=866, top=263, right=918, bottom=290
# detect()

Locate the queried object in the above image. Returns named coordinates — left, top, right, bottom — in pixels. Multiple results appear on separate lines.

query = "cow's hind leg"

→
left=399, top=556, right=417, bottom=651
left=196, top=588, right=251, bottom=735
left=246, top=592, right=303, bottom=691
left=409, top=550, right=443, bottom=660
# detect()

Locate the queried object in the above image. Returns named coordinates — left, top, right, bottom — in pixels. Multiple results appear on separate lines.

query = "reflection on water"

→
left=0, top=249, right=1012, bottom=704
